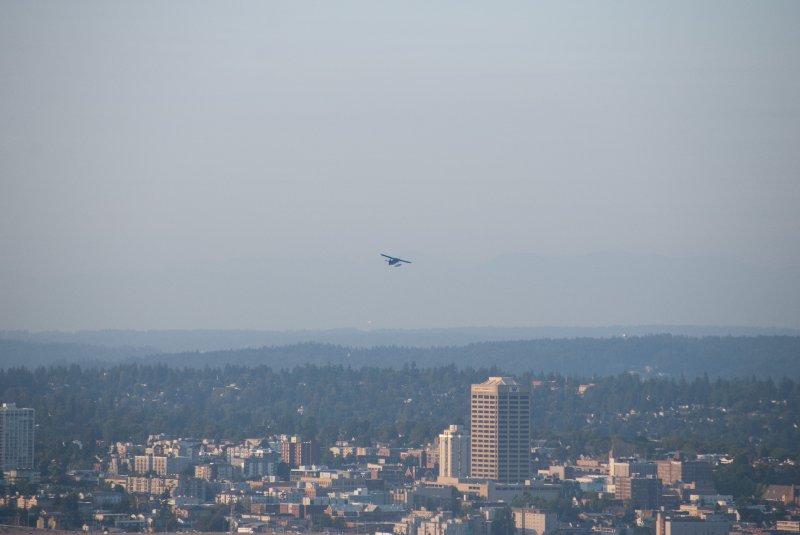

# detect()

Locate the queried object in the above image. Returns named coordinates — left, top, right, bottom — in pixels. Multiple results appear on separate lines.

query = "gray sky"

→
left=1, top=1, right=799, bottom=331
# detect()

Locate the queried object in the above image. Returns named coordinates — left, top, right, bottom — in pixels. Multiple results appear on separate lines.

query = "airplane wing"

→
left=380, top=253, right=412, bottom=264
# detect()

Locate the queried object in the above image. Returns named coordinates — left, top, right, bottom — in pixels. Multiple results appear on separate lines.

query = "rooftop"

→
left=481, top=377, right=520, bottom=386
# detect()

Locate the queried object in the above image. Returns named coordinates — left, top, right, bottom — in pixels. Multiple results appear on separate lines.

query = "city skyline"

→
left=0, top=362, right=796, bottom=532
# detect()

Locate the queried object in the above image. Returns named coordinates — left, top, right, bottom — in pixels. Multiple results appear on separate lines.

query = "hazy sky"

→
left=1, top=1, right=799, bottom=331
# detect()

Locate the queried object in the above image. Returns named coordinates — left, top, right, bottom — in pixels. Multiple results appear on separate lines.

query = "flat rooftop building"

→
left=470, top=377, right=531, bottom=483
left=439, top=424, right=470, bottom=479
left=0, top=403, right=35, bottom=472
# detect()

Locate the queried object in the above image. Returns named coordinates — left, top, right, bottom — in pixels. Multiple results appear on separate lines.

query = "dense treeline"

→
left=154, top=335, right=800, bottom=378
left=1, top=364, right=798, bottom=480
left=2, top=335, right=800, bottom=378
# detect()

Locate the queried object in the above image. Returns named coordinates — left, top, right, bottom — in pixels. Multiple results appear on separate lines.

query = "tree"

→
left=194, top=504, right=228, bottom=532
left=492, top=506, right=515, bottom=535
left=276, top=462, right=290, bottom=481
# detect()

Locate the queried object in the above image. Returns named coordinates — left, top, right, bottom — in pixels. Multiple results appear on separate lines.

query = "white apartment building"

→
left=439, top=424, right=470, bottom=479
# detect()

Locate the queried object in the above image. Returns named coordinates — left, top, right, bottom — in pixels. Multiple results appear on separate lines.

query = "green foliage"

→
left=492, top=506, right=515, bottom=535
left=714, top=454, right=800, bottom=502
left=0, top=503, right=20, bottom=526
left=51, top=492, right=85, bottom=529
left=194, top=504, right=229, bottom=532
left=0, top=364, right=798, bottom=479
left=152, top=494, right=178, bottom=532
left=276, top=462, right=290, bottom=481
left=4, top=335, right=800, bottom=378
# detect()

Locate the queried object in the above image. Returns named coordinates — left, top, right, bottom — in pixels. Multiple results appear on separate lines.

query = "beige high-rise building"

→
left=469, top=376, right=531, bottom=483
left=439, top=424, right=470, bottom=479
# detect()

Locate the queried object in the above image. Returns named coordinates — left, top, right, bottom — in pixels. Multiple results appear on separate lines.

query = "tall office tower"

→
left=0, top=403, right=35, bottom=471
left=439, top=424, right=470, bottom=479
left=470, top=377, right=531, bottom=483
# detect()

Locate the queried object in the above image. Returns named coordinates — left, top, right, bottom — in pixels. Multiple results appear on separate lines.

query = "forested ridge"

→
left=2, top=334, right=799, bottom=378
left=1, top=364, right=798, bottom=480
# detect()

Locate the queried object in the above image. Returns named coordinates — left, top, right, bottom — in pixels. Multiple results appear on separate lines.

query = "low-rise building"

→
left=656, top=513, right=730, bottom=535
left=764, top=485, right=800, bottom=506
left=776, top=521, right=800, bottom=533
left=615, top=476, right=662, bottom=510
left=513, top=507, right=557, bottom=535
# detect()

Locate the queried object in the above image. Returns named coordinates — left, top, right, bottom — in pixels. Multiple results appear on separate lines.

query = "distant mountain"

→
left=139, top=335, right=800, bottom=378
left=1, top=334, right=798, bottom=379
left=0, top=338, right=157, bottom=368
left=1, top=324, right=796, bottom=353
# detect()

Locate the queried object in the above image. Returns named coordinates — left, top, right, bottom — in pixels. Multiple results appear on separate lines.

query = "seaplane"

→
left=381, top=253, right=412, bottom=267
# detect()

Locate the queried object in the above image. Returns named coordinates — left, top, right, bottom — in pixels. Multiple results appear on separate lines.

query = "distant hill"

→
left=1, top=333, right=798, bottom=378
left=0, top=338, right=157, bottom=368
left=141, top=335, right=800, bottom=378
left=1, top=324, right=797, bottom=352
